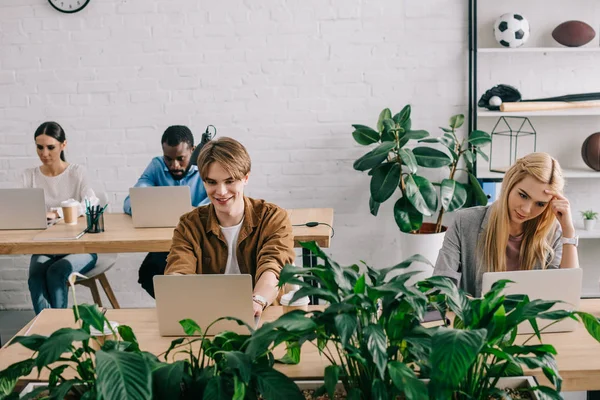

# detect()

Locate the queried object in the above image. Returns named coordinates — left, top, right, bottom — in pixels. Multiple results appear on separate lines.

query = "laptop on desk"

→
left=129, top=186, right=193, bottom=228
left=154, top=274, right=257, bottom=336
left=0, top=189, right=48, bottom=230
left=481, top=268, right=583, bottom=334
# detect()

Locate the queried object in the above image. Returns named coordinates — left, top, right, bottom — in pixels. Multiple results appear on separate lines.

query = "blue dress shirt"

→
left=123, top=157, right=209, bottom=215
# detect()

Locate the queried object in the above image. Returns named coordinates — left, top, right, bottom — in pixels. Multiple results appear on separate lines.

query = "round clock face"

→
left=48, top=0, right=91, bottom=13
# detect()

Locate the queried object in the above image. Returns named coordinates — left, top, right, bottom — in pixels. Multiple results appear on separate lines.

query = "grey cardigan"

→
left=432, top=205, right=563, bottom=297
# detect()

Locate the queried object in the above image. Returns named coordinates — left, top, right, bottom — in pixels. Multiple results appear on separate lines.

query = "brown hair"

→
left=197, top=137, right=251, bottom=181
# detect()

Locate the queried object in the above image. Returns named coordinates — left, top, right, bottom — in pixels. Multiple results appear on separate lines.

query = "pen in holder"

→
left=86, top=203, right=107, bottom=233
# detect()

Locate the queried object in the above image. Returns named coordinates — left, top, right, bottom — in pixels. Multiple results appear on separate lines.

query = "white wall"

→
left=5, top=0, right=575, bottom=310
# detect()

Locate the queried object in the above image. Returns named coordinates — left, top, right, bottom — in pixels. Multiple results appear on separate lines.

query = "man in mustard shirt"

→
left=165, top=137, right=295, bottom=317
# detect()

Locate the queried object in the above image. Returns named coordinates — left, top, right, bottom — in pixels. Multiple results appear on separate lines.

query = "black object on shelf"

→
left=190, top=125, right=217, bottom=166
left=489, top=116, right=537, bottom=173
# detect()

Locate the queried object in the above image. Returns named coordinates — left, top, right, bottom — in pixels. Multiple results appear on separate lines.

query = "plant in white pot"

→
left=351, top=105, right=491, bottom=280
left=580, top=209, right=598, bottom=231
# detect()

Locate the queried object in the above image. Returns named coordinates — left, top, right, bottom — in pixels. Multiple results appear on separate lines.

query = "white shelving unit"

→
left=477, top=167, right=600, bottom=180
left=577, top=226, right=600, bottom=239
left=478, top=47, right=600, bottom=53
left=478, top=108, right=600, bottom=117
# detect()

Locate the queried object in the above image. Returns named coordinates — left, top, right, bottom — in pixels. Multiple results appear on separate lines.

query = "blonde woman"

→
left=433, top=152, right=578, bottom=297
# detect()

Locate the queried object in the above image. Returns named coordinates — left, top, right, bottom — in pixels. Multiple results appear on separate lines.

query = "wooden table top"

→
left=2, top=301, right=600, bottom=390
left=0, top=208, right=334, bottom=255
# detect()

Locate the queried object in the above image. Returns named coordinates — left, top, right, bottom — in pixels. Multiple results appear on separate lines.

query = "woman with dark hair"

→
left=23, top=121, right=98, bottom=314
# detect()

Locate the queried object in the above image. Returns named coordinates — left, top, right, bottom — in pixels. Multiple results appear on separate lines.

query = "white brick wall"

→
left=5, top=0, right=595, bottom=310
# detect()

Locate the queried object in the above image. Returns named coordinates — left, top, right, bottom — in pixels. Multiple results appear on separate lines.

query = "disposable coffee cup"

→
left=280, top=291, right=310, bottom=313
left=60, top=199, right=80, bottom=225
left=89, top=321, right=119, bottom=351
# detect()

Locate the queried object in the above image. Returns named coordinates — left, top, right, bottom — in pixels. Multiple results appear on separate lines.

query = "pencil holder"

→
left=86, top=212, right=105, bottom=233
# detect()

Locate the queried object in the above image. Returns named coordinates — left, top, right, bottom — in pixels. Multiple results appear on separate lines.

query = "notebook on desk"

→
left=481, top=268, right=582, bottom=334
left=129, top=186, right=193, bottom=228
left=0, top=189, right=48, bottom=230
left=154, top=274, right=257, bottom=336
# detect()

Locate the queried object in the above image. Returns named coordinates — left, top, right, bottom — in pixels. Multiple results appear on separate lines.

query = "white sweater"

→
left=22, top=164, right=92, bottom=215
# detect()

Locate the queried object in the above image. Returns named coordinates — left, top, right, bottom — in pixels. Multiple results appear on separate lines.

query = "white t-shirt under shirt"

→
left=22, top=164, right=92, bottom=216
left=220, top=218, right=244, bottom=275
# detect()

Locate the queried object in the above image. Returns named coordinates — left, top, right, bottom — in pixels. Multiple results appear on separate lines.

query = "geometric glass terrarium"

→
left=488, top=116, right=537, bottom=173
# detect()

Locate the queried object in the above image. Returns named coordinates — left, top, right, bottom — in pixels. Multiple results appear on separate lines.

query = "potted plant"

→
left=151, top=317, right=304, bottom=400
left=249, top=241, right=434, bottom=399
left=580, top=209, right=598, bottom=231
left=351, top=106, right=491, bottom=280
left=0, top=274, right=154, bottom=400
left=261, top=242, right=600, bottom=399
left=417, top=276, right=600, bottom=399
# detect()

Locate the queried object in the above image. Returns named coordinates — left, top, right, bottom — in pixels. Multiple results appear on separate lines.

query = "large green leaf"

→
left=180, top=319, right=203, bottom=335
left=393, top=105, right=411, bottom=125
left=429, top=328, right=487, bottom=387
left=576, top=312, right=600, bottom=343
left=394, top=197, right=423, bottom=233
left=77, top=304, right=108, bottom=333
left=369, top=197, right=380, bottom=216
left=404, top=174, right=437, bottom=216
left=334, top=313, right=358, bottom=348
left=352, top=125, right=380, bottom=145
left=324, top=365, right=340, bottom=400
left=449, top=114, right=465, bottom=129
left=9, top=335, right=47, bottom=352
left=388, top=361, right=428, bottom=400
left=381, top=119, right=397, bottom=142
left=96, top=350, right=152, bottom=400
left=377, top=108, right=392, bottom=132
left=225, top=351, right=252, bottom=384
left=440, top=179, right=467, bottom=212
left=353, top=142, right=396, bottom=171
left=399, top=148, right=418, bottom=174
left=468, top=130, right=491, bottom=146
left=370, top=163, right=401, bottom=203
left=371, top=379, right=387, bottom=400
left=404, top=130, right=429, bottom=140
left=0, top=359, right=35, bottom=396
left=253, top=366, right=303, bottom=400
left=36, top=328, right=90, bottom=370
left=117, top=325, right=140, bottom=352
left=203, top=376, right=228, bottom=400
left=232, top=375, right=245, bottom=400
left=412, top=147, right=452, bottom=168
left=363, top=324, right=387, bottom=379
left=468, top=173, right=488, bottom=206
left=278, top=342, right=301, bottom=364
left=270, top=310, right=317, bottom=332
left=152, top=361, right=184, bottom=399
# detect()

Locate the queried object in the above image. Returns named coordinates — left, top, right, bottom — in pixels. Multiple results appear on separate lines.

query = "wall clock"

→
left=48, top=0, right=91, bottom=13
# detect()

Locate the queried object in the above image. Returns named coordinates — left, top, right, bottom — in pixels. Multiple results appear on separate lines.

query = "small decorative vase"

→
left=584, top=219, right=596, bottom=231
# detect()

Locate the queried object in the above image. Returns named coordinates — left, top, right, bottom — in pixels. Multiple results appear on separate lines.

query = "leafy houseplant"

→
left=152, top=317, right=304, bottom=400
left=252, top=241, right=435, bottom=400
left=351, top=105, right=492, bottom=233
left=262, top=241, right=600, bottom=400
left=419, top=276, right=600, bottom=399
left=581, top=209, right=598, bottom=231
left=0, top=275, right=154, bottom=400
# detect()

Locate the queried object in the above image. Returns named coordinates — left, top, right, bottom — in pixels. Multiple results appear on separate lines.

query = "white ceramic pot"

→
left=397, top=222, right=446, bottom=286
left=584, top=219, right=596, bottom=231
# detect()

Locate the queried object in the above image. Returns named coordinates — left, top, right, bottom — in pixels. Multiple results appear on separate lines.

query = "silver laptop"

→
left=482, top=268, right=583, bottom=334
left=0, top=188, right=48, bottom=230
left=129, top=186, right=193, bottom=228
left=154, top=274, right=256, bottom=336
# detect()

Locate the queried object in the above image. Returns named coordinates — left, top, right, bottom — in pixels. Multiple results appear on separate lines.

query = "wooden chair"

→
left=75, top=254, right=120, bottom=309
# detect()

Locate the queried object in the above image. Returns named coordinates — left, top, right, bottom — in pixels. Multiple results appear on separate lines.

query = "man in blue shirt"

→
left=123, top=125, right=209, bottom=298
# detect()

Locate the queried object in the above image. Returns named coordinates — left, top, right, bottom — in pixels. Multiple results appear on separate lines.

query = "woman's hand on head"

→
left=545, top=190, right=575, bottom=237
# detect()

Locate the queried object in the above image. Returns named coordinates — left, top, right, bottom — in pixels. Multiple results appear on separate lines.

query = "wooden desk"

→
left=0, top=208, right=334, bottom=255
left=0, top=306, right=329, bottom=381
left=2, top=301, right=600, bottom=390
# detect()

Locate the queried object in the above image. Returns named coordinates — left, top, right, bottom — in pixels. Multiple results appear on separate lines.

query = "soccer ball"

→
left=493, top=13, right=530, bottom=48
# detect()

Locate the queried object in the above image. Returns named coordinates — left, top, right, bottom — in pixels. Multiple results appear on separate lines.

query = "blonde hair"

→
left=480, top=152, right=564, bottom=272
left=197, top=137, right=251, bottom=181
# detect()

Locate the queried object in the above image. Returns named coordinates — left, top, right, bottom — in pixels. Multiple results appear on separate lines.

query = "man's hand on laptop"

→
left=46, top=211, right=59, bottom=220
left=252, top=300, right=263, bottom=317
